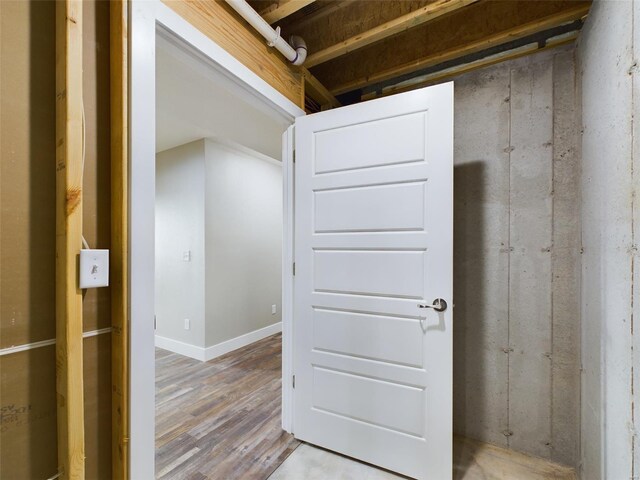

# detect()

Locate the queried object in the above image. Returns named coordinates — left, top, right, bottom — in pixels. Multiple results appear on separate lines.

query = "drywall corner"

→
left=155, top=139, right=207, bottom=349
left=203, top=139, right=283, bottom=348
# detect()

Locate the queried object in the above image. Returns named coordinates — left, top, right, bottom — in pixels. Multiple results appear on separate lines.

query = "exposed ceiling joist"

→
left=302, top=67, right=341, bottom=108
left=261, top=0, right=316, bottom=24
left=305, top=0, right=479, bottom=68
left=361, top=30, right=579, bottom=101
left=328, top=2, right=591, bottom=95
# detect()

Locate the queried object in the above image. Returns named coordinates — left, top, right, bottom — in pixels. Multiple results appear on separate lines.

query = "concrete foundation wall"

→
left=577, top=1, right=639, bottom=478
left=453, top=46, right=581, bottom=467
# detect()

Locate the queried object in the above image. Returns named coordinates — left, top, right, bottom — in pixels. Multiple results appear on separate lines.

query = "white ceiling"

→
left=156, top=35, right=290, bottom=160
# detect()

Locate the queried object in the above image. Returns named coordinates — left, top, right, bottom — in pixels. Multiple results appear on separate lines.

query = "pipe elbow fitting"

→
left=289, top=35, right=307, bottom=66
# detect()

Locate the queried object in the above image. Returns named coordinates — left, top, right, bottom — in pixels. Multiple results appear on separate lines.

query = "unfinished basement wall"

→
left=577, top=1, right=640, bottom=478
left=452, top=45, right=581, bottom=467
left=0, top=1, right=112, bottom=478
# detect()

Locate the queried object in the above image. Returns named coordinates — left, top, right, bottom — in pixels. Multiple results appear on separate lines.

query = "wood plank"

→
left=361, top=33, right=578, bottom=100
left=261, top=0, right=316, bottom=24
left=302, top=67, right=341, bottom=108
left=155, top=333, right=300, bottom=478
left=163, top=0, right=304, bottom=107
left=55, top=0, right=85, bottom=478
left=305, top=0, right=479, bottom=68
left=314, top=1, right=591, bottom=95
left=110, top=1, right=129, bottom=478
left=283, top=0, right=433, bottom=54
left=453, top=435, right=577, bottom=479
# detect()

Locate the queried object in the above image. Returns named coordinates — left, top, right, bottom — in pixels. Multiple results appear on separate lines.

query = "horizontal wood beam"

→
left=55, top=0, right=85, bottom=478
left=328, top=2, right=591, bottom=95
left=361, top=31, right=579, bottom=101
left=305, top=0, right=479, bottom=68
left=261, top=0, right=315, bottom=24
left=163, top=0, right=303, bottom=107
left=302, top=67, right=341, bottom=109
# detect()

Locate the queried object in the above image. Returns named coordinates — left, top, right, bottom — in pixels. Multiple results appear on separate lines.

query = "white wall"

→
left=155, top=140, right=206, bottom=348
left=155, top=138, right=282, bottom=358
left=155, top=35, right=289, bottom=159
left=577, top=1, right=640, bottom=478
left=204, top=140, right=282, bottom=347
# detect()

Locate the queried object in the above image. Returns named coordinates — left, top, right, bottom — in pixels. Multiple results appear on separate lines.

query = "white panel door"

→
left=293, top=83, right=454, bottom=480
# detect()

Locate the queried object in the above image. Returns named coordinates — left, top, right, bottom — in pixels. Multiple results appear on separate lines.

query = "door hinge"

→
left=292, top=149, right=296, bottom=163
left=154, top=315, right=157, bottom=330
left=292, top=375, right=296, bottom=389
left=293, top=262, right=296, bottom=276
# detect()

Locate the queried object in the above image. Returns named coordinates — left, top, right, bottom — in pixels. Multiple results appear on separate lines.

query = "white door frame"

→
left=129, top=2, right=304, bottom=476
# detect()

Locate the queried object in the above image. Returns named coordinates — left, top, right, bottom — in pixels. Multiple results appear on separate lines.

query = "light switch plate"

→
left=79, top=249, right=109, bottom=289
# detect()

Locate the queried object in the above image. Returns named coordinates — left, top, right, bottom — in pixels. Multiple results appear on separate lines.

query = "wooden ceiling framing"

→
left=249, top=0, right=592, bottom=108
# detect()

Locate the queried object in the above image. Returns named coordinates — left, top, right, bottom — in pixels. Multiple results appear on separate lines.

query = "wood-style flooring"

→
left=155, top=333, right=300, bottom=479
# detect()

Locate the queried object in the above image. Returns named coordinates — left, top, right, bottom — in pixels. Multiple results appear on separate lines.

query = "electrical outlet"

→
left=184, top=318, right=190, bottom=330
left=271, top=304, right=277, bottom=315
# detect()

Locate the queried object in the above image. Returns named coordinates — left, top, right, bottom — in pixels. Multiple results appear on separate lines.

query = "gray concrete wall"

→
left=453, top=46, right=581, bottom=467
left=577, top=1, right=639, bottom=478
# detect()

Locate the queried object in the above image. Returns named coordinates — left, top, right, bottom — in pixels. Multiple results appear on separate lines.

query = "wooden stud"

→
left=261, top=0, right=316, bottom=24
left=55, top=0, right=85, bottom=478
left=305, top=0, right=479, bottom=68
left=111, top=1, right=129, bottom=478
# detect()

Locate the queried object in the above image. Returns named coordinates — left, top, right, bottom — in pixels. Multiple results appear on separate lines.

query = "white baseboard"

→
left=155, top=322, right=282, bottom=362
left=204, top=322, right=282, bottom=361
left=155, top=335, right=206, bottom=361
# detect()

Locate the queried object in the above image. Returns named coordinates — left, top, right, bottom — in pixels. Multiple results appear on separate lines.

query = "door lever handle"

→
left=418, top=298, right=448, bottom=312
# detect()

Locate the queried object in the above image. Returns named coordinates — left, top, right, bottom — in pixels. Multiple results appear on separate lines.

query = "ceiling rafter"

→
left=305, top=0, right=480, bottom=68
left=322, top=2, right=591, bottom=96
left=260, top=0, right=317, bottom=24
left=302, top=67, right=341, bottom=109
left=361, top=30, right=580, bottom=101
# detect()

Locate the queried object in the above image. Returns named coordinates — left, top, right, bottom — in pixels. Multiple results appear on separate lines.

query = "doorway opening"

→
left=153, top=30, right=297, bottom=479
left=129, top=3, right=304, bottom=476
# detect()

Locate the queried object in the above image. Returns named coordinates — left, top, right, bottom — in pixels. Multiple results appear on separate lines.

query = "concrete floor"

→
left=268, top=444, right=404, bottom=480
left=268, top=438, right=578, bottom=480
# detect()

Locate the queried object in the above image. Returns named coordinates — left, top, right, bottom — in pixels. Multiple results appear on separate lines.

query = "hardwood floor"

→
left=155, top=333, right=300, bottom=479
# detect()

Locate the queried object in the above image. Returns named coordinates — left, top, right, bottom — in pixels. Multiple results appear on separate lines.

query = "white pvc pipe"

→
left=225, top=0, right=307, bottom=66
